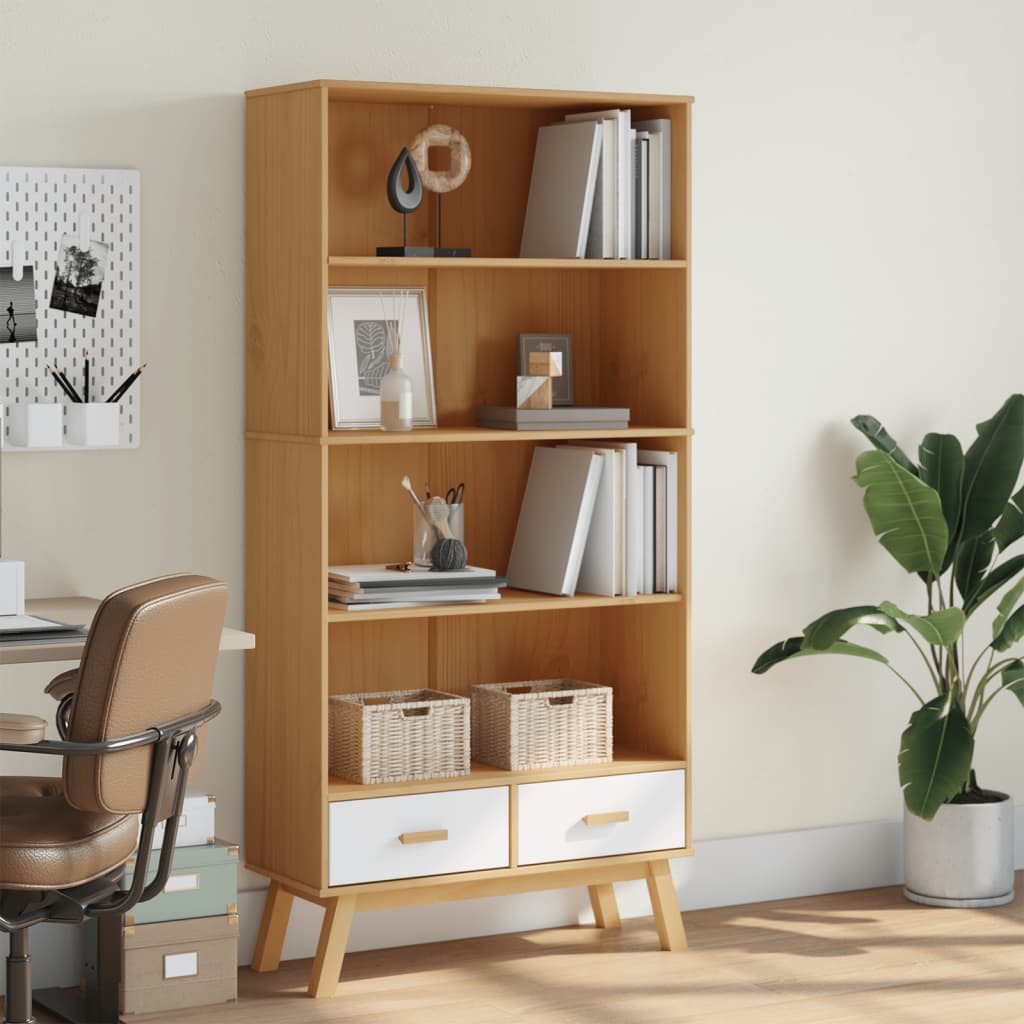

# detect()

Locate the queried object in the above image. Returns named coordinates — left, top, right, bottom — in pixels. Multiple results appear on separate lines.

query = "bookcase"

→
left=245, top=79, right=693, bottom=998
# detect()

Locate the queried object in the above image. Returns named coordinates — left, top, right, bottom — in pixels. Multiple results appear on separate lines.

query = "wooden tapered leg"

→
left=308, top=896, right=357, bottom=998
left=589, top=883, right=621, bottom=929
left=252, top=881, right=295, bottom=973
left=646, top=860, right=687, bottom=951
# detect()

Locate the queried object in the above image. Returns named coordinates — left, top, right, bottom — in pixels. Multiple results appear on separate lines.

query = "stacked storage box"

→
left=83, top=793, right=240, bottom=1015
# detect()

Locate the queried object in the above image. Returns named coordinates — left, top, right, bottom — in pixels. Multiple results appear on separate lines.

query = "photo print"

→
left=354, top=319, right=396, bottom=396
left=49, top=236, right=109, bottom=318
left=0, top=267, right=38, bottom=344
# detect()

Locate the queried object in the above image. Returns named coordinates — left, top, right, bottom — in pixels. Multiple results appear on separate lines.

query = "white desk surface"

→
left=1, top=597, right=255, bottom=667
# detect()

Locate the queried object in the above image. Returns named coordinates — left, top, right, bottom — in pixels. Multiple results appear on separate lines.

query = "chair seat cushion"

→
left=0, top=777, right=138, bottom=890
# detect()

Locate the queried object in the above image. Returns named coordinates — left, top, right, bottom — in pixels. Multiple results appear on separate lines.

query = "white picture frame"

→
left=327, top=287, right=437, bottom=430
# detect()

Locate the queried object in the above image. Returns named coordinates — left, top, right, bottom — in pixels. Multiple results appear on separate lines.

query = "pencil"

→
left=106, top=364, right=146, bottom=403
left=52, top=365, right=83, bottom=403
left=49, top=366, right=80, bottom=402
left=84, top=354, right=89, bottom=403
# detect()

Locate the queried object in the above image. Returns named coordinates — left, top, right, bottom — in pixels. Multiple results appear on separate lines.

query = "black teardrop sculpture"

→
left=386, top=148, right=424, bottom=214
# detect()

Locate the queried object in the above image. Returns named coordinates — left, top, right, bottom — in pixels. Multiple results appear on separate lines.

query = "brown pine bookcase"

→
left=244, top=79, right=693, bottom=998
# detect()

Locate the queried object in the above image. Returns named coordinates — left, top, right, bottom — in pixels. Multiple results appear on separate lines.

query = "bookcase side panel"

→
left=245, top=439, right=328, bottom=888
left=246, top=87, right=328, bottom=437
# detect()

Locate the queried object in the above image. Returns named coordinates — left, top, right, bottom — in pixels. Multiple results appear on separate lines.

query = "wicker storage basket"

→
left=471, top=680, right=612, bottom=771
left=328, top=689, right=470, bottom=784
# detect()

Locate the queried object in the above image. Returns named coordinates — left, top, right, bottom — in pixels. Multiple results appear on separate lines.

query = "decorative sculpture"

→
left=516, top=350, right=563, bottom=411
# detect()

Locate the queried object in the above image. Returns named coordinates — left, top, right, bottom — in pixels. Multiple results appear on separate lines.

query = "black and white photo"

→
left=327, top=287, right=436, bottom=429
left=49, top=235, right=109, bottom=318
left=518, top=333, right=574, bottom=405
left=0, top=266, right=37, bottom=344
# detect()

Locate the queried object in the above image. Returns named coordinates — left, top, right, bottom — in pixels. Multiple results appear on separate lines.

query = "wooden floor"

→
left=33, top=875, right=1024, bottom=1023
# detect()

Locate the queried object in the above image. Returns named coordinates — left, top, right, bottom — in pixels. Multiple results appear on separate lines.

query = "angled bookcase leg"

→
left=308, top=895, right=357, bottom=998
left=252, top=880, right=294, bottom=972
left=646, top=859, right=687, bottom=951
left=589, top=883, right=621, bottom=928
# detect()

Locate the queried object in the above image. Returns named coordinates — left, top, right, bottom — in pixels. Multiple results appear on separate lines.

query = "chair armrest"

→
left=45, top=669, right=79, bottom=701
left=0, top=713, right=46, bottom=744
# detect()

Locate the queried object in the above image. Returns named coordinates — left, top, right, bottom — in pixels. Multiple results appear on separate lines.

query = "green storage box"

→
left=124, top=838, right=238, bottom=925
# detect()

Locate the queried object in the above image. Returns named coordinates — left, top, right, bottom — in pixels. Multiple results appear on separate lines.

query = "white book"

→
left=328, top=565, right=496, bottom=584
left=333, top=588, right=502, bottom=604
left=506, top=447, right=604, bottom=596
left=653, top=464, right=668, bottom=592
left=647, top=132, right=662, bottom=259
left=598, top=442, right=641, bottom=596
left=339, top=599, right=492, bottom=612
left=559, top=445, right=624, bottom=595
left=566, top=108, right=631, bottom=258
left=634, top=118, right=671, bottom=259
left=637, top=449, right=678, bottom=592
left=521, top=121, right=602, bottom=258
left=583, top=119, right=617, bottom=258
left=640, top=465, right=655, bottom=594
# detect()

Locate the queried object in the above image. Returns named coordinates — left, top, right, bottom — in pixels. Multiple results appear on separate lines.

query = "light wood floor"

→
left=33, top=875, right=1024, bottom=1023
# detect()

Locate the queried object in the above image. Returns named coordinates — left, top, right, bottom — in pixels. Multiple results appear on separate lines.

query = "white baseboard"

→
left=5, top=809, right=1022, bottom=993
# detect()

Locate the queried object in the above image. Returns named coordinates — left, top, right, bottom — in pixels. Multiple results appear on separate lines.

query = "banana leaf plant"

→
left=752, top=395, right=1024, bottom=820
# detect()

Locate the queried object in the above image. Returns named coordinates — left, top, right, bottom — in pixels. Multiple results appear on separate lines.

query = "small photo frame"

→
left=1, top=267, right=37, bottom=344
left=49, top=236, right=109, bottom=318
left=518, top=333, right=573, bottom=406
left=328, top=287, right=436, bottom=429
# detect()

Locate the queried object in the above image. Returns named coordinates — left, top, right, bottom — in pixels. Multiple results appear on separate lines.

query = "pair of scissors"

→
left=445, top=482, right=465, bottom=505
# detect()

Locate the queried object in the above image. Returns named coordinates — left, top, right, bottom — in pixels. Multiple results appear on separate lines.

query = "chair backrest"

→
left=63, top=574, right=228, bottom=814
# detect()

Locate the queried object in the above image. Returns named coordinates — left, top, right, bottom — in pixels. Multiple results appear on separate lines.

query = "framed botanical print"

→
left=327, top=287, right=436, bottom=429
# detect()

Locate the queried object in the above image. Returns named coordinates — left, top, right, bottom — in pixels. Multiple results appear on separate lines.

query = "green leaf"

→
left=899, top=696, right=974, bottom=820
left=854, top=450, right=948, bottom=577
left=993, top=576, right=1024, bottom=640
left=964, top=554, right=1024, bottom=615
left=1002, top=660, right=1024, bottom=707
left=851, top=414, right=919, bottom=475
left=992, top=604, right=1024, bottom=652
left=993, top=485, right=1024, bottom=552
left=959, top=394, right=1024, bottom=542
left=954, top=531, right=995, bottom=603
left=919, top=432, right=964, bottom=543
left=752, top=636, right=888, bottom=675
left=802, top=605, right=901, bottom=650
left=879, top=602, right=966, bottom=647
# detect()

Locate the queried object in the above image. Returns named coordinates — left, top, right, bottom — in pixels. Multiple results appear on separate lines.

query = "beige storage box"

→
left=121, top=913, right=237, bottom=1015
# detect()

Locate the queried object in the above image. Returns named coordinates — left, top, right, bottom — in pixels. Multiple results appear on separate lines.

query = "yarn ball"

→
left=432, top=538, right=468, bottom=572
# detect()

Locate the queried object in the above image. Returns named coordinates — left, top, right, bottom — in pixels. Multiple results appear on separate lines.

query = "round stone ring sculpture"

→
left=408, top=124, right=472, bottom=194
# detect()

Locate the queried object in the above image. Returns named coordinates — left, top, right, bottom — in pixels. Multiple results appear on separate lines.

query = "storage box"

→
left=66, top=402, right=120, bottom=446
left=471, top=679, right=613, bottom=771
left=8, top=402, right=62, bottom=447
left=146, top=792, right=217, bottom=849
left=328, top=689, right=470, bottom=785
left=121, top=914, right=238, bottom=1016
left=0, top=559, right=25, bottom=615
left=124, top=839, right=238, bottom=925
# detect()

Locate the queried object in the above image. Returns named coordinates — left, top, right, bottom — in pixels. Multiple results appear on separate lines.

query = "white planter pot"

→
left=904, top=792, right=1015, bottom=907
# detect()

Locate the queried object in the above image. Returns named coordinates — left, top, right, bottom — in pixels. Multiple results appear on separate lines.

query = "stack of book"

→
left=328, top=565, right=506, bottom=611
left=505, top=444, right=678, bottom=597
left=520, top=109, right=671, bottom=260
left=475, top=405, right=630, bottom=431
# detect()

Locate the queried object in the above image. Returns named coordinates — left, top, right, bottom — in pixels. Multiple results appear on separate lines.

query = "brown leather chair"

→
left=0, top=574, right=227, bottom=1024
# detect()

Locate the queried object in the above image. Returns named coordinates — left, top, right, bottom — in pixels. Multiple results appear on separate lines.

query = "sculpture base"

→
left=376, top=246, right=472, bottom=258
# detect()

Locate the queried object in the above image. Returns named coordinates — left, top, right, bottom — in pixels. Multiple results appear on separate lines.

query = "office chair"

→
left=0, top=574, right=227, bottom=1024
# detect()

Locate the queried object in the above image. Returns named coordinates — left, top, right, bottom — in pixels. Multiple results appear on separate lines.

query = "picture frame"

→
left=327, top=287, right=437, bottom=429
left=517, top=333, right=574, bottom=406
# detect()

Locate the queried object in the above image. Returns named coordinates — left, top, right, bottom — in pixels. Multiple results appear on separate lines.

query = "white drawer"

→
left=328, top=787, right=509, bottom=886
left=518, top=770, right=685, bottom=866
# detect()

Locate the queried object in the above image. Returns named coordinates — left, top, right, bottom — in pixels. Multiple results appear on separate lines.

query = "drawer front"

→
left=329, top=787, right=509, bottom=886
left=518, top=770, right=685, bottom=865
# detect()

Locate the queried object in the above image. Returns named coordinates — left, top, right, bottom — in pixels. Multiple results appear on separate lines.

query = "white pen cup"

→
left=66, top=403, right=120, bottom=447
left=8, top=402, right=63, bottom=447
left=413, top=504, right=465, bottom=567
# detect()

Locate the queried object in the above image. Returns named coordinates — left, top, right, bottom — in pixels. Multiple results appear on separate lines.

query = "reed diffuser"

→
left=379, top=290, right=414, bottom=431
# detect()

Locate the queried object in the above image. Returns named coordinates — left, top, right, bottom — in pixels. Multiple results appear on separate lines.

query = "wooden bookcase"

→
left=244, top=79, right=693, bottom=998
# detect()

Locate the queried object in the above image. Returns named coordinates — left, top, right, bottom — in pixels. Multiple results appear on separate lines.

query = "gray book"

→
left=476, top=406, right=630, bottom=430
left=506, top=447, right=605, bottom=596
left=634, top=118, right=671, bottom=259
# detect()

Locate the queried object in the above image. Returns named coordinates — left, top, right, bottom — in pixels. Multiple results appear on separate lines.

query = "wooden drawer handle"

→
left=399, top=829, right=449, bottom=845
left=583, top=811, right=630, bottom=827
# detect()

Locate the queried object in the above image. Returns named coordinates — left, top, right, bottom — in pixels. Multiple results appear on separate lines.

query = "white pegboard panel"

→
left=1, top=166, right=140, bottom=450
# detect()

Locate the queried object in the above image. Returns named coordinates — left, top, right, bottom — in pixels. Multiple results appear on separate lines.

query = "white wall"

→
left=2, top=0, right=1024, bottom=972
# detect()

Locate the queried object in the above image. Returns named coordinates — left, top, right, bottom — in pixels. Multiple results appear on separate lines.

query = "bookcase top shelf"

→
left=326, top=589, right=683, bottom=624
left=246, top=426, right=693, bottom=447
left=328, top=257, right=688, bottom=271
left=247, top=79, right=694, bottom=108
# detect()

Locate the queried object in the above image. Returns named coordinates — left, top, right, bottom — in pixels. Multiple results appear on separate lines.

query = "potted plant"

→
left=753, top=395, right=1024, bottom=907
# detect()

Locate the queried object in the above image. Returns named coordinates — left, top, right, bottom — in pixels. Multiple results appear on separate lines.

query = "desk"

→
left=1, top=597, right=255, bottom=665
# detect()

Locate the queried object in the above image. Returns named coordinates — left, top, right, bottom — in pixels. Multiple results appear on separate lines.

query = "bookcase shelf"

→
left=246, top=78, right=693, bottom=997
left=326, top=589, right=683, bottom=624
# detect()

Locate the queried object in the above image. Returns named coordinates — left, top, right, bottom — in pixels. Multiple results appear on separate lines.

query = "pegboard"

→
left=1, top=166, right=141, bottom=449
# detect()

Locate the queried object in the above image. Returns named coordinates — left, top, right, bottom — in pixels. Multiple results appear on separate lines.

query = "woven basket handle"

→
left=547, top=695, right=575, bottom=707
left=401, top=706, right=431, bottom=718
